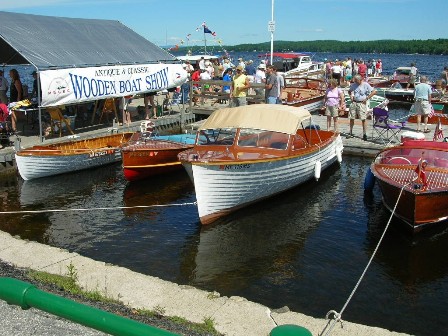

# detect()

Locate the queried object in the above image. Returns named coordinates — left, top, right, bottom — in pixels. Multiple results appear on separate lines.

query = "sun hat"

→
left=258, top=64, right=266, bottom=69
left=236, top=65, right=243, bottom=71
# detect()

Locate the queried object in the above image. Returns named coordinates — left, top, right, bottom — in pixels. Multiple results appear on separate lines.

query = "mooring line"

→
left=319, top=179, right=414, bottom=336
left=0, top=202, right=198, bottom=215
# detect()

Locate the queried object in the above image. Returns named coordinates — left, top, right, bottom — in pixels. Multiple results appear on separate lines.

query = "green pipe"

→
left=0, top=277, right=178, bottom=336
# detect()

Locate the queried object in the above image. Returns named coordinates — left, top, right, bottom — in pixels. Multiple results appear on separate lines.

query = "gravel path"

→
left=0, top=259, right=218, bottom=336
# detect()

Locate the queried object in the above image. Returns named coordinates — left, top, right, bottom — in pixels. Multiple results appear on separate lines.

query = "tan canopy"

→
left=199, top=104, right=312, bottom=135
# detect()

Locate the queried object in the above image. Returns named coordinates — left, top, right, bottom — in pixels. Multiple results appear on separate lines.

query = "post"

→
left=269, top=0, right=275, bottom=65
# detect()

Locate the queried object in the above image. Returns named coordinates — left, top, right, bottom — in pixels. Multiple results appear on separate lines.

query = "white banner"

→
left=39, top=63, right=187, bottom=107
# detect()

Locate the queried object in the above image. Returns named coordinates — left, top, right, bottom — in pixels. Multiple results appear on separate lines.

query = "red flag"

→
left=433, top=118, right=444, bottom=141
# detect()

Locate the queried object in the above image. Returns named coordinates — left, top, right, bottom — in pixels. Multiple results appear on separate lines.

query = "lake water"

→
left=1, top=154, right=448, bottom=336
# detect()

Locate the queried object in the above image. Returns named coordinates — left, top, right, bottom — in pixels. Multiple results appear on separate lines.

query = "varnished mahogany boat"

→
left=178, top=104, right=344, bottom=225
left=369, top=140, right=448, bottom=232
left=121, top=127, right=195, bottom=182
left=15, top=132, right=133, bottom=180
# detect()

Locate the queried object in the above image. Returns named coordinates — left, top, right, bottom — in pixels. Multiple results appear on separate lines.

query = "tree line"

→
left=178, top=39, right=448, bottom=55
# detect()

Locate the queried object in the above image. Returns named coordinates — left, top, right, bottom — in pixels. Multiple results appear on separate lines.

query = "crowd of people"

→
left=324, top=57, right=383, bottom=85
left=181, top=56, right=288, bottom=107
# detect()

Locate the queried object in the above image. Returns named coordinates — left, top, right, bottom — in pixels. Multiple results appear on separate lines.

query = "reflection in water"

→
left=180, top=163, right=342, bottom=293
left=0, top=157, right=448, bottom=335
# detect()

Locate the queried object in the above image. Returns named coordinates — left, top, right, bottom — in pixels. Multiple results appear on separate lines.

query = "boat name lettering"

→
left=89, top=149, right=114, bottom=158
left=129, top=151, right=158, bottom=157
left=221, top=164, right=251, bottom=170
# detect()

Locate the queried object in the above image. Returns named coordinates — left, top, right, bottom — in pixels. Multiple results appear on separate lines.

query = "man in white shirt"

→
left=254, top=64, right=266, bottom=97
left=0, top=70, right=8, bottom=104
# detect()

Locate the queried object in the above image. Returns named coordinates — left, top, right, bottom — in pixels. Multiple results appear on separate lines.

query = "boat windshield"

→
left=197, top=128, right=236, bottom=146
left=237, top=129, right=289, bottom=150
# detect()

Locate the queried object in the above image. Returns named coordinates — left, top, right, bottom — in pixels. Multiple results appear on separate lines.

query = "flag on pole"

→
left=433, top=118, right=444, bottom=141
left=204, top=26, right=216, bottom=36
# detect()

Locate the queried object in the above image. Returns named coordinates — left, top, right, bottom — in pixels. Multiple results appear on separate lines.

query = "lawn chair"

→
left=47, top=107, right=75, bottom=137
left=99, top=98, right=119, bottom=124
left=372, top=107, right=406, bottom=145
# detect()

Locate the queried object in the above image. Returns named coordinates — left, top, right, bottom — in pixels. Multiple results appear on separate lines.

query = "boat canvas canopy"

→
left=199, top=105, right=312, bottom=135
left=0, top=11, right=187, bottom=106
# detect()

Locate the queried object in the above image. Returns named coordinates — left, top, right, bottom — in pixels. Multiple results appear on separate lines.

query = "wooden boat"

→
left=121, top=128, right=196, bottom=182
left=258, top=52, right=324, bottom=77
left=368, top=140, right=448, bottom=232
left=375, top=87, right=415, bottom=103
left=15, top=132, right=133, bottom=180
left=178, top=104, right=344, bottom=225
left=282, top=77, right=326, bottom=112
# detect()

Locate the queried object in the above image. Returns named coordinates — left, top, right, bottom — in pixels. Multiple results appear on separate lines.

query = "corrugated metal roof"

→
left=0, top=11, right=176, bottom=69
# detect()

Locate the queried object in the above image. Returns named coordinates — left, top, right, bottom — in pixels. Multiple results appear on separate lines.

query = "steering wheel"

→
left=386, top=156, right=412, bottom=164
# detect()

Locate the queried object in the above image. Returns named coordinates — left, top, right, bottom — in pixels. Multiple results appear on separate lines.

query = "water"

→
left=172, top=50, right=448, bottom=82
left=1, top=155, right=448, bottom=336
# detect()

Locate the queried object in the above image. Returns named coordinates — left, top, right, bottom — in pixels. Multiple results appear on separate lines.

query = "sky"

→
left=1, top=0, right=446, bottom=48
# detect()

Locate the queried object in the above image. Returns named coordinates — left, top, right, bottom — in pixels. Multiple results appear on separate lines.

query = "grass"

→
left=26, top=262, right=221, bottom=335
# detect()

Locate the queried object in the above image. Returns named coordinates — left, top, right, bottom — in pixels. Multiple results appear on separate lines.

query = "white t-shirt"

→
left=254, top=69, right=266, bottom=84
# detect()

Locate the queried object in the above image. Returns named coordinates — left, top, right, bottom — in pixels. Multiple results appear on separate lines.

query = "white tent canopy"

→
left=0, top=11, right=187, bottom=106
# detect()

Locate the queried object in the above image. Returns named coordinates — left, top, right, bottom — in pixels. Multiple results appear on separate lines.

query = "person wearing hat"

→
left=230, top=65, right=250, bottom=107
left=0, top=70, right=8, bottom=104
left=237, top=58, right=245, bottom=70
left=254, top=64, right=266, bottom=97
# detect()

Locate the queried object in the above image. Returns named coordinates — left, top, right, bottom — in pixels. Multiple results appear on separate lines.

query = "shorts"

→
left=348, top=101, right=368, bottom=120
left=325, top=105, right=339, bottom=117
left=231, top=97, right=247, bottom=107
left=415, top=99, right=431, bottom=115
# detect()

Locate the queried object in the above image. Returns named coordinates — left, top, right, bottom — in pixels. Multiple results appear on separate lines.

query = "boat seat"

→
left=47, top=107, right=75, bottom=137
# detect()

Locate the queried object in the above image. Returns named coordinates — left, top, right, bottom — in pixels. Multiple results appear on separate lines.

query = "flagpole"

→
left=270, top=0, right=275, bottom=65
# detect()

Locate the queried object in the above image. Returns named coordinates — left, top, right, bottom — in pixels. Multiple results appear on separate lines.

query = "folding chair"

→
left=47, top=107, right=75, bottom=137
left=372, top=107, right=406, bottom=145
left=99, top=98, right=119, bottom=124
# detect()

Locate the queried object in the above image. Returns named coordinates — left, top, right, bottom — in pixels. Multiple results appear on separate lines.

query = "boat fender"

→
left=364, top=167, right=376, bottom=191
left=336, top=147, right=342, bottom=163
left=314, top=160, right=321, bottom=181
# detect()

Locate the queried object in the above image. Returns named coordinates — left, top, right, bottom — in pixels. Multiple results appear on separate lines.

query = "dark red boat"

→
left=121, top=130, right=195, bottom=182
left=369, top=140, right=448, bottom=232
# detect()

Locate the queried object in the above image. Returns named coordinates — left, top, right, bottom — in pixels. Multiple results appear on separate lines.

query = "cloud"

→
left=297, top=28, right=324, bottom=33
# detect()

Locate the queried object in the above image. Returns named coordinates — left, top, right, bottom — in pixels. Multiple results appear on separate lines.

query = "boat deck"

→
left=376, top=164, right=448, bottom=190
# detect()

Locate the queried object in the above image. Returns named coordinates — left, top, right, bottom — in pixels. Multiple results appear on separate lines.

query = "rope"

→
left=0, top=202, right=197, bottom=215
left=319, top=178, right=415, bottom=336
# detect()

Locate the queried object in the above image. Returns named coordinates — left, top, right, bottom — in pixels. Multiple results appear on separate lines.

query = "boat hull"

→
left=122, top=146, right=192, bottom=181
left=15, top=132, right=132, bottom=180
left=121, top=133, right=195, bottom=182
left=376, top=177, right=448, bottom=232
left=370, top=141, right=448, bottom=232
left=16, top=149, right=121, bottom=180
left=184, top=135, right=343, bottom=224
